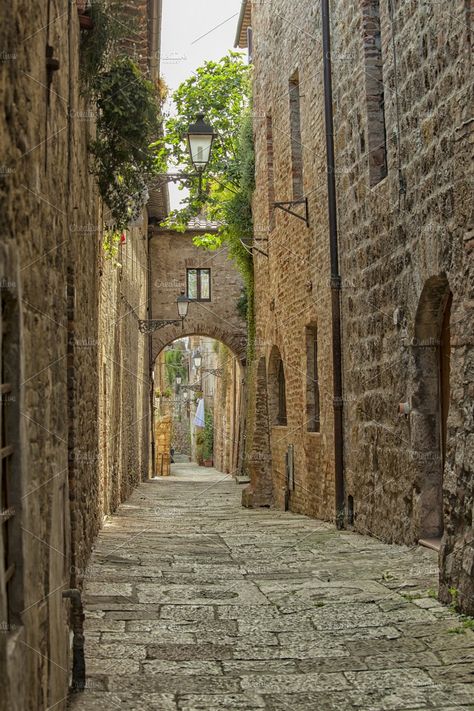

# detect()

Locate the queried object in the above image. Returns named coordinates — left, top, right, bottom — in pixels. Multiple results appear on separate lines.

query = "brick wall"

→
left=245, top=0, right=337, bottom=521
left=0, top=1, right=158, bottom=706
left=150, top=229, right=247, bottom=363
left=247, top=0, right=473, bottom=613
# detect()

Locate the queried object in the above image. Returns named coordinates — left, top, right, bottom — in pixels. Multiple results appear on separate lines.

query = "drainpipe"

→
left=321, top=0, right=345, bottom=528
left=148, top=230, right=155, bottom=477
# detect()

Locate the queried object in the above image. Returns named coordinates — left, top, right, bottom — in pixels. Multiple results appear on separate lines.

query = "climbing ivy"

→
left=193, top=111, right=256, bottom=361
left=90, top=57, right=160, bottom=234
left=164, top=349, right=187, bottom=387
left=79, top=1, right=165, bottom=243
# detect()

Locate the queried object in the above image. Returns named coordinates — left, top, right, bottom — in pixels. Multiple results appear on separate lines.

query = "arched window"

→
left=277, top=360, right=287, bottom=426
left=0, top=266, right=23, bottom=629
left=306, top=324, right=320, bottom=432
left=268, top=346, right=287, bottom=426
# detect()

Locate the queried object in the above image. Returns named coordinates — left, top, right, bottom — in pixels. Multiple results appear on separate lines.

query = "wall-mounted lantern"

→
left=138, top=292, right=189, bottom=334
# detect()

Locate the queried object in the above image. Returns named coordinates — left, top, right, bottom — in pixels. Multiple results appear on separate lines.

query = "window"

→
left=278, top=360, right=287, bottom=426
left=0, top=287, right=22, bottom=628
left=187, top=268, right=211, bottom=301
left=289, top=71, right=304, bottom=199
left=268, top=346, right=287, bottom=427
left=306, top=325, right=320, bottom=432
left=361, top=0, right=388, bottom=185
left=266, top=114, right=275, bottom=230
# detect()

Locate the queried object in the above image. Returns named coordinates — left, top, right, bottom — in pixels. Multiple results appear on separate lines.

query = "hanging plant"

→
left=90, top=57, right=160, bottom=233
left=79, top=0, right=135, bottom=93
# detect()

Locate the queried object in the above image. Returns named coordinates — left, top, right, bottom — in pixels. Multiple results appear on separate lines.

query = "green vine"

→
left=203, top=410, right=214, bottom=461
left=79, top=1, right=162, bottom=240
left=164, top=349, right=187, bottom=387
left=90, top=57, right=160, bottom=233
left=79, top=0, right=133, bottom=94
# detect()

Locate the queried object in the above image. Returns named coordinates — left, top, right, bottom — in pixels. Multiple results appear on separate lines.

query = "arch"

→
left=411, top=274, right=452, bottom=540
left=268, top=345, right=287, bottom=427
left=152, top=321, right=247, bottom=366
left=242, top=357, right=273, bottom=508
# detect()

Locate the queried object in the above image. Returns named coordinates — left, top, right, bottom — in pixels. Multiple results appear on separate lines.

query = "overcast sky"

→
left=161, top=0, right=244, bottom=209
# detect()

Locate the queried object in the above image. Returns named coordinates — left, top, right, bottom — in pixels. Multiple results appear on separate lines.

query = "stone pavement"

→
left=69, top=464, right=474, bottom=710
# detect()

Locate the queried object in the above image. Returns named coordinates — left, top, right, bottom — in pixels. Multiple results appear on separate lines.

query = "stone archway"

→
left=411, top=274, right=452, bottom=542
left=152, top=323, right=247, bottom=366
left=150, top=227, right=247, bottom=365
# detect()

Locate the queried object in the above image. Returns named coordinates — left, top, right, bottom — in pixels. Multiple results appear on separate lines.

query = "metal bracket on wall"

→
left=138, top=319, right=182, bottom=334
left=273, top=197, right=309, bottom=227
left=201, top=368, right=224, bottom=377
left=240, top=238, right=268, bottom=258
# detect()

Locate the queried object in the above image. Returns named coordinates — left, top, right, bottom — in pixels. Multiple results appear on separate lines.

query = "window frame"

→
left=186, top=268, right=211, bottom=302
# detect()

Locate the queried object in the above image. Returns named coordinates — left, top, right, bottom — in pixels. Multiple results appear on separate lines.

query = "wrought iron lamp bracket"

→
left=273, top=197, right=309, bottom=227
left=138, top=319, right=182, bottom=334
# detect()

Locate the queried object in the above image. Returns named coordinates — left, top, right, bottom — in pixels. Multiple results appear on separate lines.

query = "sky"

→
left=161, top=0, right=244, bottom=209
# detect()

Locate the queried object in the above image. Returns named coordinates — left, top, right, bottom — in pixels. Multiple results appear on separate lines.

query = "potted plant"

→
left=77, top=0, right=94, bottom=29
left=202, top=411, right=214, bottom=467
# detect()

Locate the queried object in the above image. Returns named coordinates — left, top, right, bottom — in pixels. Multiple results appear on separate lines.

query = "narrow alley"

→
left=1, top=0, right=473, bottom=708
left=69, top=465, right=474, bottom=711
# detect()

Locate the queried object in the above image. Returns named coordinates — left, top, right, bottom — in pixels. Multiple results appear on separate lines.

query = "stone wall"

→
left=0, top=1, right=158, bottom=707
left=246, top=0, right=473, bottom=613
left=331, top=0, right=473, bottom=612
left=213, top=342, right=242, bottom=475
left=0, top=3, right=98, bottom=707
left=244, top=0, right=338, bottom=521
left=150, top=228, right=247, bottom=363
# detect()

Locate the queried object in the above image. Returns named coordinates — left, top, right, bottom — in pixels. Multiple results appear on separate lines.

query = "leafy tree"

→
left=164, top=349, right=186, bottom=387
left=154, top=52, right=252, bottom=230
left=154, top=53, right=256, bottom=358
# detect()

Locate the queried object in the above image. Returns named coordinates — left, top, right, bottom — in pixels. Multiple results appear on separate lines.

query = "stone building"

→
left=150, top=222, right=247, bottom=364
left=239, top=0, right=473, bottom=613
left=0, top=1, right=164, bottom=707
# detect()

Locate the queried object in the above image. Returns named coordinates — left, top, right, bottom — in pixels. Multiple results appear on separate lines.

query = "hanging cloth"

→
left=194, top=397, right=205, bottom=428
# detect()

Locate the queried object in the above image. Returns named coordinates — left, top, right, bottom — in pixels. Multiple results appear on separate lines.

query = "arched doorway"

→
left=411, top=275, right=452, bottom=543
left=242, top=357, right=273, bottom=508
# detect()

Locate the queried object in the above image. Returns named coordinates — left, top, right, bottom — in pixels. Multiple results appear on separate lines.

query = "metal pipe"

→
left=148, top=231, right=155, bottom=478
left=321, top=0, right=345, bottom=528
left=62, top=589, right=85, bottom=692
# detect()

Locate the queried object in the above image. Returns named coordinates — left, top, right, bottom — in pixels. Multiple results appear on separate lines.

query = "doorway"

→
left=412, top=276, right=452, bottom=544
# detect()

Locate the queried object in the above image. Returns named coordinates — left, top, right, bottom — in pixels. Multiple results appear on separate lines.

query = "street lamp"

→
left=186, top=114, right=217, bottom=175
left=177, top=291, right=189, bottom=320
left=176, top=376, right=182, bottom=386
left=193, top=350, right=202, bottom=369
left=138, top=292, right=189, bottom=333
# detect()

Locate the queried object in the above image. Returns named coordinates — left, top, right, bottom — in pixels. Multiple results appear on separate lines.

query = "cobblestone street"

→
left=69, top=465, right=474, bottom=711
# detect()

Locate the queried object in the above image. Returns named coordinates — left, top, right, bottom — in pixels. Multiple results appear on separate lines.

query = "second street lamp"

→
left=138, top=292, right=189, bottom=334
